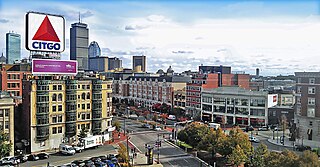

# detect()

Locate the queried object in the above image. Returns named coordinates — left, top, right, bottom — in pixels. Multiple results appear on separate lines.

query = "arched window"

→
left=82, top=93, right=86, bottom=100
left=58, top=93, right=62, bottom=101
left=52, top=94, right=57, bottom=101
left=87, top=93, right=90, bottom=99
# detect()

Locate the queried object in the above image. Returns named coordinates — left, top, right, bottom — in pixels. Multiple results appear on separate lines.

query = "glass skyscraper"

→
left=6, top=32, right=21, bottom=64
left=88, top=41, right=101, bottom=58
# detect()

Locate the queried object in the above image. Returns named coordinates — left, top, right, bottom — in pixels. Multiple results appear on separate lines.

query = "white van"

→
left=59, top=144, right=76, bottom=155
left=168, top=115, right=176, bottom=120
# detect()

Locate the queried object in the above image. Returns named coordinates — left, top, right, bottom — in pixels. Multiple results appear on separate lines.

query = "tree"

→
left=221, top=128, right=252, bottom=159
left=177, top=122, right=209, bottom=148
left=297, top=150, right=320, bottom=167
left=197, top=128, right=227, bottom=156
left=227, top=145, right=247, bottom=167
left=118, top=143, right=129, bottom=163
left=251, top=144, right=269, bottom=167
left=113, top=120, right=121, bottom=132
left=0, top=126, right=12, bottom=158
left=265, top=149, right=299, bottom=167
left=78, top=128, right=88, bottom=138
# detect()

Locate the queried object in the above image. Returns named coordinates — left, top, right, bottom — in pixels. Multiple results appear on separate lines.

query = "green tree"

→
left=78, top=128, right=88, bottom=138
left=197, top=128, right=227, bottom=156
left=178, top=123, right=209, bottom=148
left=113, top=120, right=121, bottom=132
left=251, top=144, right=269, bottom=167
left=0, top=126, right=12, bottom=158
left=265, top=151, right=282, bottom=167
left=227, top=145, right=246, bottom=167
left=279, top=149, right=299, bottom=167
left=297, top=150, right=320, bottom=167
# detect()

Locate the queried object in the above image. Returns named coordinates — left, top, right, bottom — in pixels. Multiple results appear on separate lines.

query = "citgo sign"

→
left=26, top=12, right=65, bottom=52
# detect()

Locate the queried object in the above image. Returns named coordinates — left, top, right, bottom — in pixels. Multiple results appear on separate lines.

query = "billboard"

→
left=26, top=12, right=65, bottom=52
left=32, top=59, right=77, bottom=75
left=268, top=94, right=278, bottom=108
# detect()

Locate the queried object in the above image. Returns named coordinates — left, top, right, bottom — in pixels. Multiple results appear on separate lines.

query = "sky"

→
left=0, top=0, right=320, bottom=76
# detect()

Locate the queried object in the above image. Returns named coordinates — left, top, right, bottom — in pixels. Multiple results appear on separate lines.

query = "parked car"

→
left=249, top=136, right=260, bottom=143
left=141, top=124, right=151, bottom=128
left=155, top=126, right=162, bottom=131
left=0, top=156, right=20, bottom=165
left=71, top=160, right=85, bottom=166
left=245, top=126, right=254, bottom=132
left=295, top=145, right=311, bottom=152
left=16, top=155, right=28, bottom=163
left=37, top=152, right=49, bottom=159
left=94, top=161, right=107, bottom=167
left=105, top=160, right=115, bottom=167
left=90, top=157, right=101, bottom=163
left=84, top=160, right=95, bottom=167
left=258, top=126, right=270, bottom=131
left=27, top=154, right=39, bottom=161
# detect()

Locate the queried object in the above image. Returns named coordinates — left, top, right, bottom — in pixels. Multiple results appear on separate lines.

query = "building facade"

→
left=89, top=56, right=108, bottom=72
left=199, top=65, right=231, bottom=74
left=173, top=88, right=186, bottom=110
left=201, top=87, right=277, bottom=126
left=113, top=75, right=190, bottom=109
left=186, top=72, right=250, bottom=119
left=22, top=76, right=113, bottom=153
left=0, top=92, right=15, bottom=156
left=0, top=64, right=31, bottom=97
left=132, top=55, right=146, bottom=72
left=295, top=72, right=320, bottom=141
left=108, top=57, right=122, bottom=70
left=268, top=106, right=294, bottom=126
left=6, top=32, right=21, bottom=64
left=88, top=41, right=101, bottom=58
left=70, top=22, right=89, bottom=71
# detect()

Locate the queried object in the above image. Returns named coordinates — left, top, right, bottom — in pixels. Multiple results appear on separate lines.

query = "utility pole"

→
left=157, top=133, right=160, bottom=164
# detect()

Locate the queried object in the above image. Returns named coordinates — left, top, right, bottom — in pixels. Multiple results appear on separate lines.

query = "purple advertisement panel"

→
left=32, top=59, right=77, bottom=75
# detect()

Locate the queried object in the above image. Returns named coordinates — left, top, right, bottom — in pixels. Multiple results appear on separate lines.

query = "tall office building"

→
left=6, top=32, right=21, bottom=64
left=108, top=57, right=122, bottom=70
left=133, top=55, right=146, bottom=72
left=70, top=22, right=89, bottom=71
left=88, top=41, right=101, bottom=58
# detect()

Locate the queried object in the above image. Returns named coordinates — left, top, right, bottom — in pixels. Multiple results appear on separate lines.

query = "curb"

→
left=267, top=139, right=294, bottom=148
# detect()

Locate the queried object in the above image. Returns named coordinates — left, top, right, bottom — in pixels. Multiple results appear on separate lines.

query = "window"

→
left=58, top=94, right=62, bottom=101
left=52, top=127, right=57, bottom=134
left=297, top=78, right=301, bottom=83
left=87, top=103, right=90, bottom=109
left=58, top=85, right=62, bottom=90
left=5, top=121, right=9, bottom=129
left=78, top=95, right=80, bottom=99
left=81, top=124, right=85, bottom=130
left=308, top=87, right=316, bottom=94
left=297, top=86, right=301, bottom=93
left=52, top=116, right=57, bottom=123
left=52, top=94, right=57, bottom=101
left=58, top=105, right=62, bottom=112
left=82, top=93, right=85, bottom=100
left=58, top=115, right=62, bottom=122
left=53, top=85, right=57, bottom=90
left=0, top=110, right=3, bottom=117
left=86, top=113, right=90, bottom=119
left=82, top=85, right=85, bottom=89
left=87, top=93, right=90, bottom=99
left=307, top=108, right=315, bottom=117
left=87, top=85, right=90, bottom=89
left=82, top=104, right=85, bottom=110
left=52, top=106, right=56, bottom=112
left=310, top=78, right=315, bottom=84
left=308, top=98, right=315, bottom=105
left=5, top=109, right=9, bottom=117
left=86, top=123, right=90, bottom=129
left=58, top=127, right=62, bottom=133
left=78, top=124, right=80, bottom=129
left=310, top=121, right=313, bottom=126
left=81, top=114, right=85, bottom=120
left=78, top=104, right=80, bottom=109
left=78, top=85, right=80, bottom=89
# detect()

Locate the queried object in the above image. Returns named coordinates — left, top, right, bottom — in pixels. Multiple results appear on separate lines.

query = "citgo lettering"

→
left=32, top=42, right=60, bottom=50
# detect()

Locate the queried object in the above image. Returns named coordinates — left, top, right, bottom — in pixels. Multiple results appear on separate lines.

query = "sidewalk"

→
left=133, top=152, right=163, bottom=167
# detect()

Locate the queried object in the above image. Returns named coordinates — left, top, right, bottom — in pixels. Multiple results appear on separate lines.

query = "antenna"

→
left=78, top=12, right=81, bottom=23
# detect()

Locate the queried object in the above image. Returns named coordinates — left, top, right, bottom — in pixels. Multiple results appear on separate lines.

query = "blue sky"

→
left=1, top=0, right=320, bottom=75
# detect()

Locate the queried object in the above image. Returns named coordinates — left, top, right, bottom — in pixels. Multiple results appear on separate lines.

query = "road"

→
left=20, top=145, right=117, bottom=167
left=116, top=117, right=201, bottom=167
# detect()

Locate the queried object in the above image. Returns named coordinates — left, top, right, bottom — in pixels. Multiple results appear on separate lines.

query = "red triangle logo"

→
left=32, top=16, right=60, bottom=42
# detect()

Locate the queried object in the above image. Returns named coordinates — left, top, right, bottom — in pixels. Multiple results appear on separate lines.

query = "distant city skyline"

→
left=0, top=0, right=320, bottom=75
